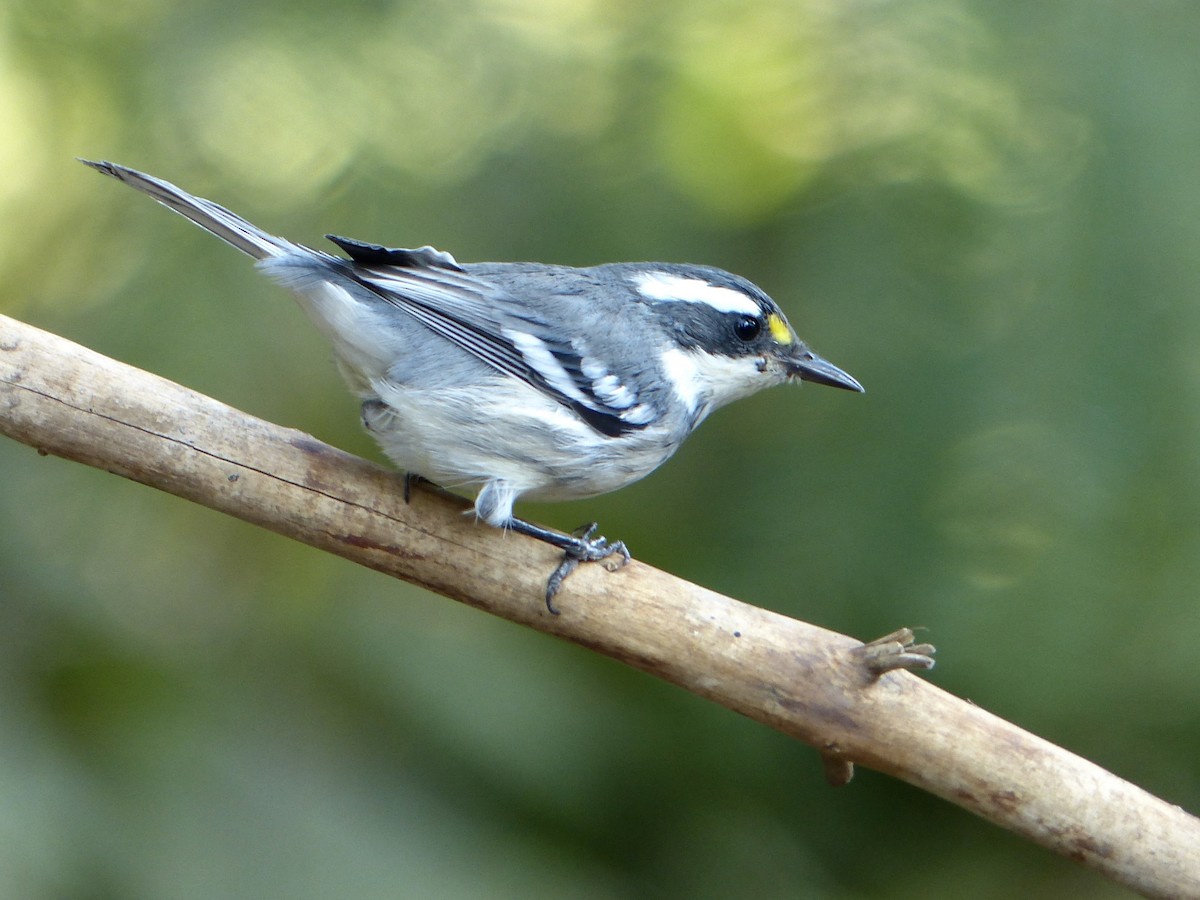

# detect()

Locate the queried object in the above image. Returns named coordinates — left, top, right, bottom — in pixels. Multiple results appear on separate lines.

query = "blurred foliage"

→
left=1, top=0, right=1197, bottom=896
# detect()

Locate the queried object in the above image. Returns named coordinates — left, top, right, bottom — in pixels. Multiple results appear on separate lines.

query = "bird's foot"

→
left=506, top=518, right=631, bottom=614
left=543, top=523, right=631, bottom=614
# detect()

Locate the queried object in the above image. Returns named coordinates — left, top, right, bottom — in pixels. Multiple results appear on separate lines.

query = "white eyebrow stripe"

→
left=634, top=271, right=761, bottom=317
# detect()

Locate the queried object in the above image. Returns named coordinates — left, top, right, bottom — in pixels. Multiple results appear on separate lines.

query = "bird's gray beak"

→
left=787, top=351, right=865, bottom=392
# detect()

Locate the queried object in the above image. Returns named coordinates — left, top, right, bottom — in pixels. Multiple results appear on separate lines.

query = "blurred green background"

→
left=2, top=0, right=1197, bottom=896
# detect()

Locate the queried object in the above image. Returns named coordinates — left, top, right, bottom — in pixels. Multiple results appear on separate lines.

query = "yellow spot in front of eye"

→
left=767, top=313, right=793, bottom=345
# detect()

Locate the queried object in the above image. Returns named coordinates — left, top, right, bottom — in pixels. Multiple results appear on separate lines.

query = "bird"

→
left=81, top=159, right=864, bottom=612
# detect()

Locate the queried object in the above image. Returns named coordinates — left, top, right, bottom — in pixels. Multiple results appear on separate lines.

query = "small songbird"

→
left=83, top=159, right=863, bottom=610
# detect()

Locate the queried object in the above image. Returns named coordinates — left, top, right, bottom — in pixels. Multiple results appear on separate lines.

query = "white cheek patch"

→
left=634, top=271, right=761, bottom=317
left=660, top=347, right=770, bottom=421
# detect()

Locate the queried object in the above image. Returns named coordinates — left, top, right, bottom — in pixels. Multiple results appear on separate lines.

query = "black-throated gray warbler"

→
left=83, top=159, right=863, bottom=612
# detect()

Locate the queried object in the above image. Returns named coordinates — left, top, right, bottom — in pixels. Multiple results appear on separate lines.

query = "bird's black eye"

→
left=734, top=316, right=762, bottom=341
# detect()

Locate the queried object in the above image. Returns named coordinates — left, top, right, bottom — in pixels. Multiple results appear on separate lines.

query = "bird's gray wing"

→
left=327, top=235, right=655, bottom=437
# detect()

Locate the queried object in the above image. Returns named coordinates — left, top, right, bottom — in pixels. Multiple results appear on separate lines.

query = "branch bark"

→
left=2, top=312, right=1197, bottom=898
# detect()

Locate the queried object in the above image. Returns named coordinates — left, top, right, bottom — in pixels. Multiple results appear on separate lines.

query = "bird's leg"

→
left=402, top=472, right=432, bottom=504
left=506, top=518, right=631, bottom=615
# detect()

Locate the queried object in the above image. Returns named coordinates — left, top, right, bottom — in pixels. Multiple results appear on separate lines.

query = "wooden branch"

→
left=2, top=311, right=1197, bottom=897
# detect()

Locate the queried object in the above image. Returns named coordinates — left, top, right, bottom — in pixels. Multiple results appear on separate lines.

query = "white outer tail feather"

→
left=80, top=159, right=299, bottom=261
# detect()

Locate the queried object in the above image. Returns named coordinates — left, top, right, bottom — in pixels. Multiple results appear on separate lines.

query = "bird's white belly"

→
left=367, top=379, right=677, bottom=504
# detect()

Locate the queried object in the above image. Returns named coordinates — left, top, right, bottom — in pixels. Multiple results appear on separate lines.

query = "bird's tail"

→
left=80, top=159, right=299, bottom=261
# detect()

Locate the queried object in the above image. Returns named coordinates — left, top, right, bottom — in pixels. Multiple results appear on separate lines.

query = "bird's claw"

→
left=544, top=523, right=631, bottom=615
